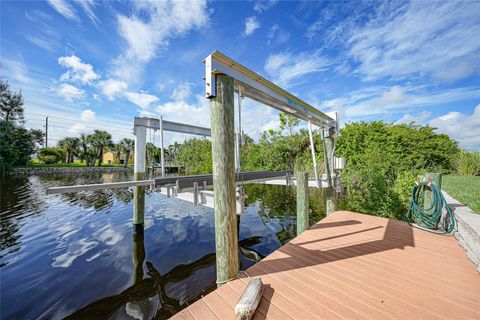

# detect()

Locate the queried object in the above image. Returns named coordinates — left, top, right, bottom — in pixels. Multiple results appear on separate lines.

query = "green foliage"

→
left=0, top=120, right=44, bottom=172
left=455, top=150, right=480, bottom=176
left=337, top=121, right=459, bottom=219
left=57, top=137, right=80, bottom=163
left=0, top=80, right=24, bottom=123
left=175, top=138, right=212, bottom=174
left=336, top=121, right=459, bottom=173
left=38, top=147, right=65, bottom=164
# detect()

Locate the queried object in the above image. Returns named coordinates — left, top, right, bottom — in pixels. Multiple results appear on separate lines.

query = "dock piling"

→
left=296, top=171, right=309, bottom=235
left=210, top=74, right=239, bottom=285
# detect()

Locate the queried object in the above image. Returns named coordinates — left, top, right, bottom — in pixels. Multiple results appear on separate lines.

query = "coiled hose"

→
left=406, top=181, right=455, bottom=234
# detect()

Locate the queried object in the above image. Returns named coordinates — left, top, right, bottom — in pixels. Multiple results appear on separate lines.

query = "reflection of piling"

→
left=132, top=224, right=145, bottom=284
left=210, top=74, right=239, bottom=285
left=133, top=173, right=145, bottom=225
left=296, top=171, right=309, bottom=235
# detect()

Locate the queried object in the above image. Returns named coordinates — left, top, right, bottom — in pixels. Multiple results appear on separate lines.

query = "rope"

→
left=406, top=181, right=455, bottom=235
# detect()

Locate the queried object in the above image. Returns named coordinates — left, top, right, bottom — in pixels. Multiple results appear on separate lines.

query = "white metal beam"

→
left=204, top=51, right=335, bottom=128
left=134, top=117, right=211, bottom=136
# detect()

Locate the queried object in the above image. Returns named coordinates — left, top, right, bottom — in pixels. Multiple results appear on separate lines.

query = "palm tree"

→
left=120, top=138, right=134, bottom=168
left=57, top=137, right=80, bottom=163
left=90, top=130, right=113, bottom=166
left=114, top=143, right=122, bottom=165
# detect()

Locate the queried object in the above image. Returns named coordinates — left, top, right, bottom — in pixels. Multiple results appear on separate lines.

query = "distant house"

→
left=103, top=151, right=134, bottom=165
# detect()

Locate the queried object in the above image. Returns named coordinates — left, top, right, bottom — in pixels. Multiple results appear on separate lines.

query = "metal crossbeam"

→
left=204, top=51, right=335, bottom=128
left=134, top=117, right=211, bottom=136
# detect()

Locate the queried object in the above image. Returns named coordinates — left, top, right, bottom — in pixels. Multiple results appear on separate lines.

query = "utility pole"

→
left=45, top=116, right=48, bottom=147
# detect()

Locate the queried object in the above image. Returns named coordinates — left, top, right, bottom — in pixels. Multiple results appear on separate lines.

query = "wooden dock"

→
left=172, top=211, right=480, bottom=320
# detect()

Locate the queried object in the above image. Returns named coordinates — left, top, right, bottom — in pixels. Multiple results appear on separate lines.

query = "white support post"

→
left=235, top=88, right=243, bottom=173
left=308, top=122, right=320, bottom=188
left=133, top=124, right=146, bottom=225
left=160, top=117, right=165, bottom=177
left=134, top=125, right=146, bottom=176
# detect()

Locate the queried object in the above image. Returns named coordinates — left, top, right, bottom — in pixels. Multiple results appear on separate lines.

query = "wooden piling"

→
left=193, top=182, right=199, bottom=205
left=424, top=172, right=442, bottom=214
left=133, top=173, right=145, bottom=225
left=296, top=171, right=309, bottom=235
left=323, top=127, right=336, bottom=215
left=210, top=74, right=239, bottom=285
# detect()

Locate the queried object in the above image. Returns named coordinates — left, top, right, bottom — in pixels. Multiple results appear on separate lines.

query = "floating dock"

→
left=172, top=211, right=480, bottom=320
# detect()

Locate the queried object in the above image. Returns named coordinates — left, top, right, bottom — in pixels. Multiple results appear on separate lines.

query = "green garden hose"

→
left=406, top=181, right=455, bottom=234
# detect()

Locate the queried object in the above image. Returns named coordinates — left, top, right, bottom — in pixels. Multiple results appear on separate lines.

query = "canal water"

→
left=0, top=173, right=325, bottom=319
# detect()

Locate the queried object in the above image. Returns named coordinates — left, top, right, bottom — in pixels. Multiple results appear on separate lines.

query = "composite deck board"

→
left=172, top=211, right=480, bottom=320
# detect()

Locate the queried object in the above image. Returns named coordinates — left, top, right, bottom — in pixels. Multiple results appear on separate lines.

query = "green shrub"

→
left=455, top=150, right=480, bottom=176
left=38, top=147, right=65, bottom=164
left=41, top=155, right=58, bottom=164
left=393, top=170, right=417, bottom=210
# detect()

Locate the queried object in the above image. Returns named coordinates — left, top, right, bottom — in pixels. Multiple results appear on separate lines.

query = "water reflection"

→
left=0, top=173, right=325, bottom=319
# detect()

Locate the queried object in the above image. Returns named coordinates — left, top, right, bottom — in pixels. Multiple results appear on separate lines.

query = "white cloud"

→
left=57, top=84, right=84, bottom=101
left=430, top=105, right=480, bottom=151
left=80, top=109, right=96, bottom=122
left=330, top=85, right=480, bottom=119
left=264, top=51, right=329, bottom=87
left=125, top=91, right=159, bottom=109
left=47, top=0, right=79, bottom=21
left=116, top=0, right=209, bottom=63
left=58, top=55, right=100, bottom=85
left=347, top=1, right=480, bottom=82
left=77, top=0, right=99, bottom=27
left=244, top=16, right=260, bottom=36
left=171, top=82, right=193, bottom=101
left=395, top=111, right=432, bottom=124
left=266, top=24, right=289, bottom=45
left=254, top=0, right=278, bottom=13
left=98, top=79, right=128, bottom=100
left=157, top=94, right=210, bottom=127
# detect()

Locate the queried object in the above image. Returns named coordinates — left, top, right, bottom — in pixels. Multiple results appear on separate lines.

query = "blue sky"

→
left=1, top=0, right=479, bottom=150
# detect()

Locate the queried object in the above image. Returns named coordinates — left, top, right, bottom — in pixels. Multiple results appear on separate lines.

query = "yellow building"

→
left=103, top=151, right=134, bottom=165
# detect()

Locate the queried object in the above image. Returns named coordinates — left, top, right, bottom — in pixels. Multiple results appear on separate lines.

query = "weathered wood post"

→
left=296, top=171, right=309, bottom=235
left=210, top=74, right=239, bottom=285
left=424, top=172, right=442, bottom=213
left=323, top=127, right=336, bottom=215
left=133, top=124, right=146, bottom=225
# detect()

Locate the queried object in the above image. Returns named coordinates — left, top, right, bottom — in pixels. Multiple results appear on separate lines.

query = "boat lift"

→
left=45, top=51, right=342, bottom=216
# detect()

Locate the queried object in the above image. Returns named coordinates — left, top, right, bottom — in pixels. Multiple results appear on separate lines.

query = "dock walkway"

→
left=172, top=211, right=480, bottom=320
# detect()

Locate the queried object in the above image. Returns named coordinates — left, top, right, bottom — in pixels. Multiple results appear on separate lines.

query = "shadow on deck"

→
left=174, top=211, right=479, bottom=320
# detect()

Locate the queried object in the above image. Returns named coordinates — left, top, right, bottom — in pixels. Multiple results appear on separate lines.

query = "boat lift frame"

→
left=133, top=117, right=211, bottom=177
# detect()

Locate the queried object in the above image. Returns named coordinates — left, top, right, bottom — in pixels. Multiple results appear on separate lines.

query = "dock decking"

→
left=172, top=211, right=480, bottom=320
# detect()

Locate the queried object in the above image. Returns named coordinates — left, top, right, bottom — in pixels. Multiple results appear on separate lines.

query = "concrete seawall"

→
left=444, top=191, right=480, bottom=272
left=8, top=166, right=134, bottom=176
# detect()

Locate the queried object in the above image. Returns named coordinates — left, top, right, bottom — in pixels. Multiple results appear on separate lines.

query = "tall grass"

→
left=456, top=150, right=480, bottom=176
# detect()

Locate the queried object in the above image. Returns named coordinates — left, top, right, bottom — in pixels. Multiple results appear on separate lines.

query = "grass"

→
left=23, top=159, right=133, bottom=168
left=443, top=175, right=480, bottom=214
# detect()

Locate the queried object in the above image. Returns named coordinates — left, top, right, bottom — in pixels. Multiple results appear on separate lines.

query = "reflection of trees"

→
left=40, top=172, right=135, bottom=210
left=1, top=173, right=135, bottom=266
left=0, top=175, right=46, bottom=257
left=243, top=184, right=327, bottom=244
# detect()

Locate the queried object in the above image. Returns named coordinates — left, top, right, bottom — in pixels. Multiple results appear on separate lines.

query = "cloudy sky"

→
left=1, top=0, right=479, bottom=150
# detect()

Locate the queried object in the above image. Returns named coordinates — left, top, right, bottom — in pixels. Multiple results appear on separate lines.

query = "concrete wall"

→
left=443, top=191, right=480, bottom=272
